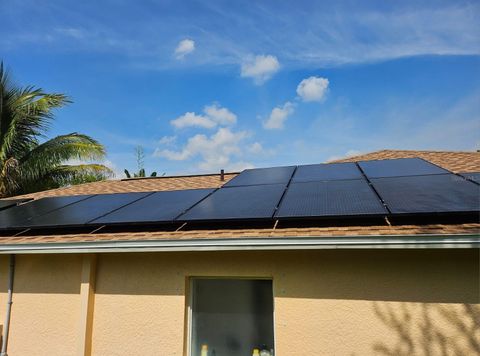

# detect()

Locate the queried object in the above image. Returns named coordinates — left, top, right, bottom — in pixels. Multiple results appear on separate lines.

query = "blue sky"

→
left=1, top=0, right=479, bottom=176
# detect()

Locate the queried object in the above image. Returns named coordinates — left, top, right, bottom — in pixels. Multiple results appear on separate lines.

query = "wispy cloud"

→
left=289, top=91, right=480, bottom=164
left=3, top=2, right=477, bottom=68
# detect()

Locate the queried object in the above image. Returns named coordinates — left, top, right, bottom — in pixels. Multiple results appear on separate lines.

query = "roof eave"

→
left=0, top=233, right=478, bottom=254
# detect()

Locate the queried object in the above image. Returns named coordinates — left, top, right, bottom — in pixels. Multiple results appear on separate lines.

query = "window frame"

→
left=185, top=276, right=276, bottom=356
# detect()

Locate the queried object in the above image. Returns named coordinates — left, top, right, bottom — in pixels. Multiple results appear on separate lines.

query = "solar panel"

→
left=459, top=172, right=480, bottom=184
left=0, top=199, right=30, bottom=211
left=292, top=162, right=363, bottom=182
left=358, top=158, right=448, bottom=178
left=0, top=195, right=93, bottom=229
left=23, top=192, right=151, bottom=228
left=224, top=166, right=295, bottom=187
left=370, top=174, right=480, bottom=214
left=275, top=180, right=387, bottom=219
left=91, top=188, right=215, bottom=225
left=178, top=184, right=286, bottom=221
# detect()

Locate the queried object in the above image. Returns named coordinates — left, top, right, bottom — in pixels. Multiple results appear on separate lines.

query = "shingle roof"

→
left=2, top=150, right=479, bottom=246
left=331, top=149, right=480, bottom=173
left=15, top=173, right=237, bottom=200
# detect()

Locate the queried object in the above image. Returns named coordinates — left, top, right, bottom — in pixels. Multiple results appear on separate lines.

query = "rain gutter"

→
left=0, top=234, right=478, bottom=254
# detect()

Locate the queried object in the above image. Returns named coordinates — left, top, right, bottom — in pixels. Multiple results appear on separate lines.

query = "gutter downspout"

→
left=1, top=255, right=15, bottom=356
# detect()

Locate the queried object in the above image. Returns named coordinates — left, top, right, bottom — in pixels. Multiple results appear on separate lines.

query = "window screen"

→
left=190, top=279, right=275, bottom=356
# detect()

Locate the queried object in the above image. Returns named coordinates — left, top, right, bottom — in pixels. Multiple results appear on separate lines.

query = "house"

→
left=0, top=149, right=478, bottom=356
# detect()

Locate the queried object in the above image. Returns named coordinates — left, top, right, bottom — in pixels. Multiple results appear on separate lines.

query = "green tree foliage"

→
left=0, top=62, right=112, bottom=197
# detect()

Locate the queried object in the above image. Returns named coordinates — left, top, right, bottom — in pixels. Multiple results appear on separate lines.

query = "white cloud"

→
left=158, top=135, right=177, bottom=146
left=248, top=142, right=264, bottom=154
left=174, top=39, right=195, bottom=59
left=204, top=103, right=237, bottom=125
left=170, top=112, right=216, bottom=129
left=154, top=127, right=253, bottom=172
left=241, top=54, right=280, bottom=84
left=170, top=104, right=236, bottom=129
left=297, top=76, right=329, bottom=102
left=263, top=102, right=295, bottom=130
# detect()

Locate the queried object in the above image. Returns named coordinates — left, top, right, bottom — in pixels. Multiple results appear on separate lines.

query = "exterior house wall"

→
left=1, top=254, right=83, bottom=355
left=0, top=249, right=478, bottom=356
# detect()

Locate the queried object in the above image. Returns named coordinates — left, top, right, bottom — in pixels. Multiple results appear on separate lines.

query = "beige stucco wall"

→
left=0, top=254, right=83, bottom=355
left=0, top=249, right=478, bottom=355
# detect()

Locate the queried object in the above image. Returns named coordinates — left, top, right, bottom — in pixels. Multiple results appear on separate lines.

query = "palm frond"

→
left=0, top=63, right=70, bottom=160
left=19, top=133, right=106, bottom=182
left=18, top=163, right=113, bottom=194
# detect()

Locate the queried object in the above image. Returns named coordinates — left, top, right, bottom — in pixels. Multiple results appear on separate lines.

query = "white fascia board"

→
left=0, top=234, right=478, bottom=254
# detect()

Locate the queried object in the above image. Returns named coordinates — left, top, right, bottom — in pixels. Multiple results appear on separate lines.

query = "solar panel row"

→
left=224, top=158, right=448, bottom=187
left=0, top=158, right=477, bottom=231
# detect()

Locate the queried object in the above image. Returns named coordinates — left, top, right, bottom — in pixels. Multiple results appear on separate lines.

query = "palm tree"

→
left=0, top=62, right=112, bottom=197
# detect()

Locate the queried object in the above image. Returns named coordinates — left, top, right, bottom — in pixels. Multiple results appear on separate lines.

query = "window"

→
left=189, top=278, right=275, bottom=356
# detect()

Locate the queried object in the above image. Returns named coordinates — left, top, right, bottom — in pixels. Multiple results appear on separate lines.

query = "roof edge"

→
left=1, top=233, right=478, bottom=254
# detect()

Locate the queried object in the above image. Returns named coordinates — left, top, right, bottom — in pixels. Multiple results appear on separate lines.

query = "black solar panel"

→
left=359, top=158, right=448, bottom=178
left=224, top=166, right=295, bottom=187
left=23, top=192, right=151, bottom=228
left=0, top=195, right=93, bottom=229
left=0, top=199, right=30, bottom=211
left=91, top=188, right=215, bottom=225
left=459, top=172, right=480, bottom=184
left=371, top=174, right=480, bottom=214
left=292, top=162, right=363, bottom=182
left=178, top=184, right=286, bottom=221
left=275, top=180, right=387, bottom=219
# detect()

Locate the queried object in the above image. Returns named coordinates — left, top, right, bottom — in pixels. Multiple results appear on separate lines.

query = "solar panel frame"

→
left=178, top=184, right=286, bottom=222
left=91, top=188, right=216, bottom=225
left=358, top=158, right=449, bottom=179
left=224, top=166, right=296, bottom=187
left=0, top=199, right=31, bottom=211
left=0, top=195, right=94, bottom=229
left=292, top=162, right=364, bottom=182
left=275, top=179, right=388, bottom=219
left=22, top=192, right=152, bottom=229
left=370, top=174, right=480, bottom=214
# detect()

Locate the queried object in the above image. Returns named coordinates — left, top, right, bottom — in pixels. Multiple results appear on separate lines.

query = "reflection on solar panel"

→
left=92, top=188, right=215, bottom=225
left=178, top=184, right=286, bottom=221
left=0, top=195, right=93, bottom=229
left=275, top=180, right=387, bottom=219
left=24, top=192, right=151, bottom=228
left=371, top=174, right=480, bottom=214
left=359, top=158, right=448, bottom=178
left=0, top=199, right=30, bottom=211
left=459, top=172, right=480, bottom=184
left=224, top=166, right=295, bottom=187
left=292, top=162, right=363, bottom=182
